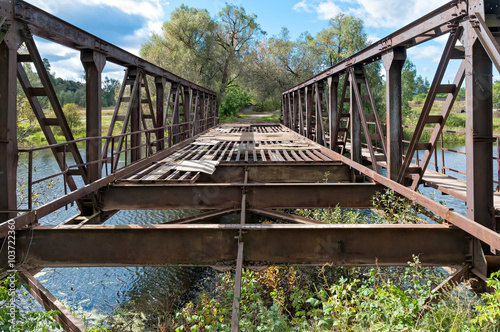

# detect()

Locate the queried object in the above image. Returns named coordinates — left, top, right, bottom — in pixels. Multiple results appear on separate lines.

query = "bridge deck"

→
left=101, top=123, right=386, bottom=211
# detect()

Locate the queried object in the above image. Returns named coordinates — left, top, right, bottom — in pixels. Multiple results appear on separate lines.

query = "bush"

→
left=219, top=85, right=252, bottom=117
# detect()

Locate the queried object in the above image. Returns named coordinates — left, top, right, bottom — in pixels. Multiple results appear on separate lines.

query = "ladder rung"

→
left=43, top=118, right=60, bottom=126
left=17, top=54, right=32, bottom=62
left=436, top=84, right=456, bottom=94
left=407, top=167, right=422, bottom=174
left=28, top=87, right=46, bottom=96
left=375, top=154, right=386, bottom=161
left=415, top=142, right=432, bottom=150
left=338, top=127, right=348, bottom=132
left=141, top=99, right=150, bottom=103
left=426, top=115, right=443, bottom=124
left=340, top=113, right=350, bottom=118
left=121, top=97, right=130, bottom=103
left=370, top=133, right=381, bottom=140
left=67, top=169, right=83, bottom=176
left=143, top=114, right=153, bottom=119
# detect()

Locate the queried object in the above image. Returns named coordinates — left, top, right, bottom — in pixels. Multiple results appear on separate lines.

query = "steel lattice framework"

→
left=0, top=0, right=500, bottom=331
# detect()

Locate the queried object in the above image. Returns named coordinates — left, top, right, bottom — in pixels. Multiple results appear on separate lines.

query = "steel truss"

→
left=1, top=0, right=500, bottom=331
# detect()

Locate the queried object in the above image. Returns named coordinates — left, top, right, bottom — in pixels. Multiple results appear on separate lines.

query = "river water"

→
left=13, top=143, right=497, bottom=324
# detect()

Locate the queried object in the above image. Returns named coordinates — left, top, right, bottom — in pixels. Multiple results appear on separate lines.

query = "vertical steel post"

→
left=382, top=47, right=406, bottom=181
left=0, top=1, right=18, bottom=222
left=465, top=16, right=495, bottom=256
left=305, top=86, right=313, bottom=140
left=155, top=77, right=166, bottom=150
left=327, top=75, right=339, bottom=150
left=81, top=50, right=106, bottom=183
left=350, top=70, right=362, bottom=164
left=130, top=69, right=142, bottom=161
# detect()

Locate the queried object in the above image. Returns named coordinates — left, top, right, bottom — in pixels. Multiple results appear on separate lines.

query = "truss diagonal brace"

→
left=19, top=270, right=87, bottom=332
left=471, top=13, right=500, bottom=74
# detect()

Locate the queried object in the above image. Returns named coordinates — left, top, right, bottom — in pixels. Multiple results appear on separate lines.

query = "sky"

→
left=24, top=0, right=499, bottom=84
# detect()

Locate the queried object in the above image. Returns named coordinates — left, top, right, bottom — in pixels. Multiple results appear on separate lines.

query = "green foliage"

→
left=219, top=85, right=252, bottom=117
left=494, top=81, right=500, bottom=109
left=62, top=103, right=83, bottom=132
left=372, top=189, right=426, bottom=224
left=473, top=271, right=500, bottom=327
left=402, top=60, right=430, bottom=111
left=0, top=274, right=62, bottom=331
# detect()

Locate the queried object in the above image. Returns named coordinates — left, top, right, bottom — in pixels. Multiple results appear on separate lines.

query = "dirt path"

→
left=238, top=106, right=274, bottom=123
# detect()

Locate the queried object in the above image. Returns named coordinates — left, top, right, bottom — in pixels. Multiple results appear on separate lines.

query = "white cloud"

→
left=407, top=45, right=444, bottom=62
left=316, top=1, right=341, bottom=20
left=367, top=35, right=380, bottom=44
left=26, top=0, right=167, bottom=21
left=292, top=0, right=313, bottom=13
left=35, top=40, right=79, bottom=58
left=50, top=54, right=85, bottom=81
left=352, top=0, right=449, bottom=28
left=296, top=0, right=450, bottom=28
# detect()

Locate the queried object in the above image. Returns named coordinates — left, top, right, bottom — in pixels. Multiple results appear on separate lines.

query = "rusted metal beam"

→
left=282, top=0, right=467, bottom=94
left=0, top=133, right=201, bottom=237
left=81, top=49, right=106, bottom=185
left=100, top=182, right=384, bottom=210
left=311, top=140, right=500, bottom=252
left=0, top=5, right=18, bottom=222
left=382, top=47, right=406, bottom=181
left=464, top=15, right=496, bottom=257
left=249, top=208, right=327, bottom=224
left=18, top=270, right=87, bottom=332
left=11, top=224, right=468, bottom=268
left=161, top=208, right=239, bottom=224
left=196, top=163, right=351, bottom=183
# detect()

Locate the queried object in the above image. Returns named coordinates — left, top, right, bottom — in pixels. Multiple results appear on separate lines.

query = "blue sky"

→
left=25, top=0, right=498, bottom=85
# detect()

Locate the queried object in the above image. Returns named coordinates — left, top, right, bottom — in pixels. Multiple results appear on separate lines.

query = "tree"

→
left=311, top=14, right=367, bottom=69
left=401, top=59, right=430, bottom=110
left=214, top=4, right=264, bottom=98
left=62, top=103, right=82, bottom=132
left=102, top=77, right=120, bottom=107
left=140, top=4, right=264, bottom=106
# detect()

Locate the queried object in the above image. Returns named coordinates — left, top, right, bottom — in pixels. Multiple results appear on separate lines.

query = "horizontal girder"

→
left=8, top=224, right=469, bottom=268
left=100, top=182, right=384, bottom=210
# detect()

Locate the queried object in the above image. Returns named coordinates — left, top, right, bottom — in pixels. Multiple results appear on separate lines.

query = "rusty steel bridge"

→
left=1, top=0, right=500, bottom=331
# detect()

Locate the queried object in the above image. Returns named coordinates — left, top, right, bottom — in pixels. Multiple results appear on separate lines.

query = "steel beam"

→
left=10, top=224, right=468, bottom=268
left=18, top=271, right=87, bottom=332
left=81, top=49, right=106, bottom=184
left=155, top=77, right=166, bottom=150
left=100, top=182, right=385, bottom=210
left=196, top=163, right=351, bottom=183
left=382, top=47, right=406, bottom=181
left=0, top=2, right=18, bottom=222
left=0, top=134, right=201, bottom=237
left=310, top=138, right=500, bottom=252
left=464, top=18, right=496, bottom=256
left=350, top=72, right=362, bottom=164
